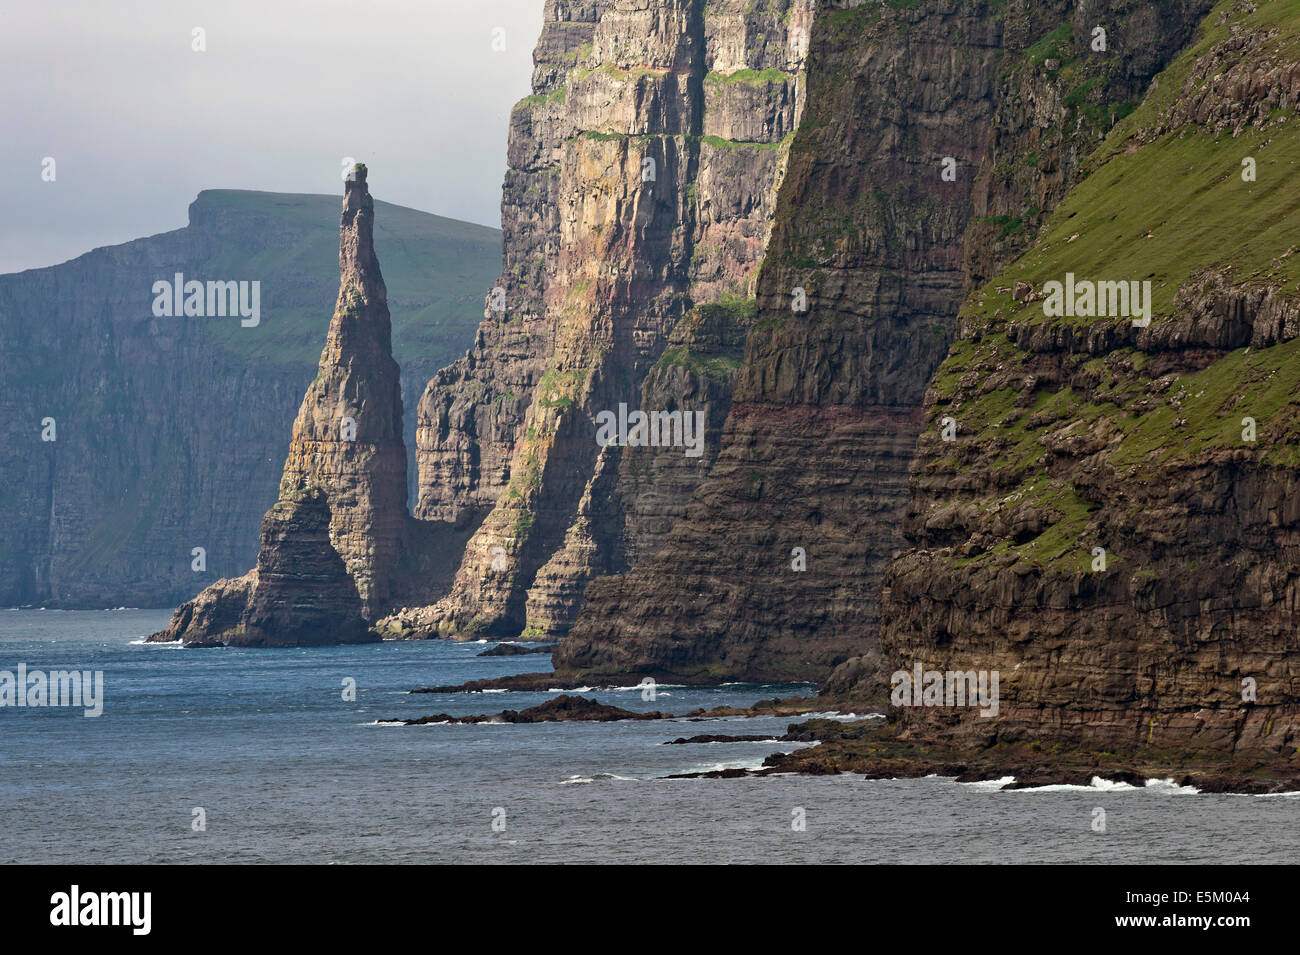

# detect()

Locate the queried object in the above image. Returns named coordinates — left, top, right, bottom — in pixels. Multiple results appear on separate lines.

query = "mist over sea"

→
left=2, top=610, right=1295, bottom=864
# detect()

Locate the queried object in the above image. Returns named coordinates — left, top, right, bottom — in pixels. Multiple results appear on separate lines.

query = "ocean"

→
left=1, top=609, right=1295, bottom=864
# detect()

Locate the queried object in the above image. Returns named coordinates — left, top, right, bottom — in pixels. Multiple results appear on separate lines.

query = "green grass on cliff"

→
left=966, top=0, right=1300, bottom=332
left=652, top=297, right=756, bottom=383
left=965, top=128, right=1300, bottom=330
left=1023, top=22, right=1073, bottom=69
left=655, top=345, right=744, bottom=383
left=1108, top=336, right=1300, bottom=469
left=926, top=0, right=1300, bottom=570
left=704, top=68, right=793, bottom=86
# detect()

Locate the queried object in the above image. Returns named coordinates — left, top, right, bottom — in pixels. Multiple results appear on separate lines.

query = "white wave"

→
left=439, top=687, right=508, bottom=694
left=1004, top=778, right=1128, bottom=793
left=680, top=738, right=784, bottom=745
left=960, top=776, right=1016, bottom=791
left=797, top=711, right=885, bottom=721
left=129, top=638, right=182, bottom=647
left=1007, top=775, right=1200, bottom=794
left=1142, top=777, right=1200, bottom=795
left=665, top=757, right=770, bottom=777
left=544, top=683, right=686, bottom=693
left=559, top=772, right=638, bottom=785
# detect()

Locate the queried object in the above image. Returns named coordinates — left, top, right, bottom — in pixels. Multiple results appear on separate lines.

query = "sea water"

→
left=1, top=610, right=1295, bottom=864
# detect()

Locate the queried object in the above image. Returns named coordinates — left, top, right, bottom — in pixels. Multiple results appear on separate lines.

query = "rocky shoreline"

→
left=389, top=687, right=1300, bottom=794
left=476, top=643, right=555, bottom=657
left=388, top=693, right=827, bottom=725
left=759, top=717, right=1300, bottom=795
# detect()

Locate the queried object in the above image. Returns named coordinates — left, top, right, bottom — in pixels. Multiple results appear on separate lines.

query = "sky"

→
left=0, top=0, right=544, bottom=273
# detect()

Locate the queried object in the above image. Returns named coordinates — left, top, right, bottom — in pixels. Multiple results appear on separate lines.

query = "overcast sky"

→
left=0, top=0, right=543, bottom=273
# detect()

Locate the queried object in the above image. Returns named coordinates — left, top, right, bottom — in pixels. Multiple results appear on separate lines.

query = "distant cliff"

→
left=0, top=189, right=499, bottom=607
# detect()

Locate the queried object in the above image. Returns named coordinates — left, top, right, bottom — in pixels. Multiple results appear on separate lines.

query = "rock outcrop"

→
left=554, top=0, right=1006, bottom=684
left=238, top=489, right=371, bottom=647
left=149, top=167, right=404, bottom=645
left=275, top=165, right=408, bottom=618
left=0, top=189, right=497, bottom=608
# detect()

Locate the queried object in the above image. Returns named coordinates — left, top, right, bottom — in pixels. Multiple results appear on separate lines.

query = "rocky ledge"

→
left=390, top=693, right=825, bottom=724
left=476, top=643, right=556, bottom=657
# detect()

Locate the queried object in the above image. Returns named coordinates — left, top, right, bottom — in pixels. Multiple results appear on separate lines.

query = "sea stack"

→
left=274, top=163, right=407, bottom=620
left=149, top=166, right=405, bottom=646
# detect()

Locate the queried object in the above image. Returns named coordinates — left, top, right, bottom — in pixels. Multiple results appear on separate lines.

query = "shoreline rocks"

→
left=476, top=643, right=556, bottom=657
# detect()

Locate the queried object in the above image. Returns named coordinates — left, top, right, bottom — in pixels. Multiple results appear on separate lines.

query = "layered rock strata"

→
left=555, top=0, right=1006, bottom=683
left=555, top=0, right=1220, bottom=686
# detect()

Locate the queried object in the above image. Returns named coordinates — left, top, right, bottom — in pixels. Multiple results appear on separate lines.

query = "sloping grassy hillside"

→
left=195, top=189, right=501, bottom=370
left=924, top=0, right=1300, bottom=570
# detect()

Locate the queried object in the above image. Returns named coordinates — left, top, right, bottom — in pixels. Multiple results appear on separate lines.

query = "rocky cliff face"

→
left=616, top=298, right=754, bottom=564
left=555, top=0, right=1007, bottom=683
left=554, top=0, right=1220, bottom=686
left=149, top=168, right=406, bottom=645
left=379, top=0, right=815, bottom=640
left=860, top=0, right=1300, bottom=767
left=0, top=189, right=497, bottom=608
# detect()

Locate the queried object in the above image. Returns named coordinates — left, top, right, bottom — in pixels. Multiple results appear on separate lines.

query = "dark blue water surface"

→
left=1, top=610, right=1296, bottom=864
